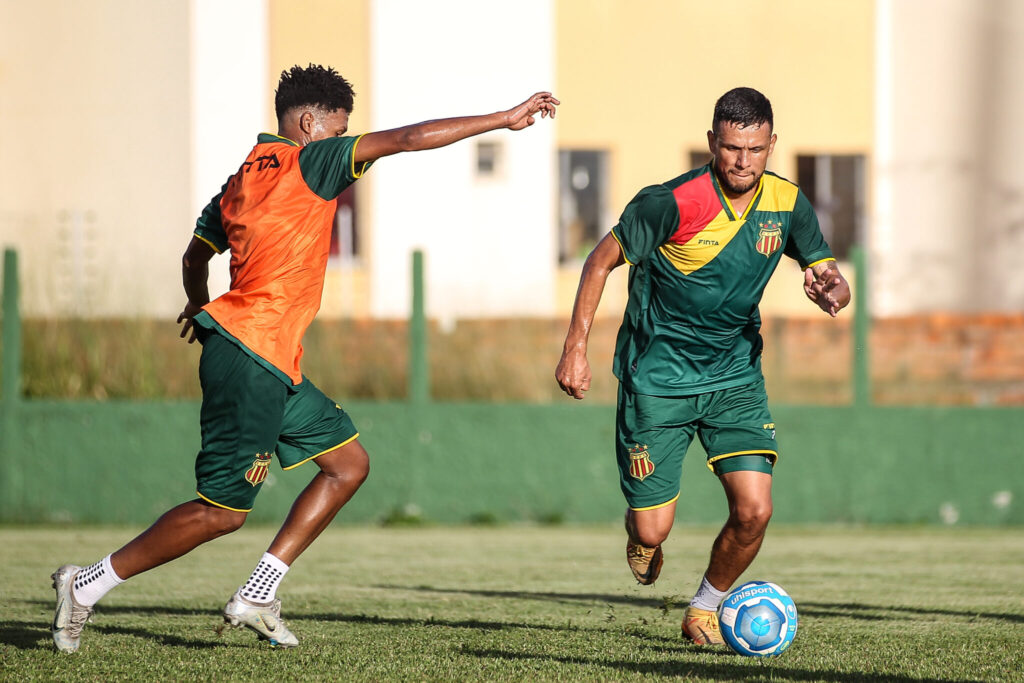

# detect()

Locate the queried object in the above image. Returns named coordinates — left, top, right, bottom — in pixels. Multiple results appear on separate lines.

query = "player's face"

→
left=309, top=108, right=351, bottom=142
left=708, top=122, right=776, bottom=196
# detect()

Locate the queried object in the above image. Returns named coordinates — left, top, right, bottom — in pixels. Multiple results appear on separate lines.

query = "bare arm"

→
left=803, top=259, right=851, bottom=317
left=353, top=92, right=559, bottom=163
left=178, top=237, right=217, bottom=343
left=555, top=233, right=627, bottom=399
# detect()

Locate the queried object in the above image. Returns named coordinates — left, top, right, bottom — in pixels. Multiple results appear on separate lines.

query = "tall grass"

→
left=8, top=317, right=1016, bottom=405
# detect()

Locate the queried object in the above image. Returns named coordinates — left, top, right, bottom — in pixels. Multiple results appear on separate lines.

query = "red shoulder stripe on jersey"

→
left=669, top=172, right=722, bottom=244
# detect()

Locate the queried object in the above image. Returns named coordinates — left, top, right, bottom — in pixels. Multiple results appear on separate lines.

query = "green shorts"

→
left=616, top=378, right=777, bottom=510
left=194, top=329, right=359, bottom=512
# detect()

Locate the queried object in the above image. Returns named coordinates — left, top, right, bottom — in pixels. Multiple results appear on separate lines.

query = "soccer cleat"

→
left=626, top=541, right=664, bottom=585
left=51, top=564, right=93, bottom=653
left=682, top=605, right=726, bottom=645
left=223, top=592, right=299, bottom=648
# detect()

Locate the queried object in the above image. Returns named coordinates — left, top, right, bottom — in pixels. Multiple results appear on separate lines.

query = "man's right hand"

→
left=555, top=347, right=591, bottom=400
left=177, top=301, right=203, bottom=344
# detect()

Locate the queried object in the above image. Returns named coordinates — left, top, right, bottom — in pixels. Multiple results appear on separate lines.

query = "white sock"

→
left=73, top=555, right=125, bottom=607
left=238, top=552, right=289, bottom=603
left=690, top=575, right=729, bottom=612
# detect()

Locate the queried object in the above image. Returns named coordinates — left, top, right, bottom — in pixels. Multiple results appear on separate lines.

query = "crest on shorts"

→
left=244, top=452, right=273, bottom=486
left=628, top=444, right=655, bottom=481
left=756, top=221, right=783, bottom=257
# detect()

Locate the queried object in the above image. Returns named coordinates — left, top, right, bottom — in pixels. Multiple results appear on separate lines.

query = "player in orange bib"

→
left=50, top=64, right=558, bottom=652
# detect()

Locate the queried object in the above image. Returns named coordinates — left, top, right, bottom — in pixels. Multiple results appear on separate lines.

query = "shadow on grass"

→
left=461, top=646, right=982, bottom=683
left=0, top=619, right=230, bottom=651
left=10, top=602, right=243, bottom=651
left=372, top=583, right=671, bottom=609
left=799, top=602, right=1024, bottom=624
left=374, top=585, right=1024, bottom=625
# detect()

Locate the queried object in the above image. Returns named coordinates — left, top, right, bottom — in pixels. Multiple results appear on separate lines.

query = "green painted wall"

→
left=0, top=401, right=1019, bottom=526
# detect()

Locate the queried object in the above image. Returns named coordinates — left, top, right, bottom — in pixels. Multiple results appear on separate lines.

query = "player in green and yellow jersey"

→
left=556, top=87, right=849, bottom=646
left=51, top=65, right=558, bottom=652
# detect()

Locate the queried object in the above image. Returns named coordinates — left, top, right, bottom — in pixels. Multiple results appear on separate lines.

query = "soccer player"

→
left=555, top=87, right=848, bottom=645
left=50, top=64, right=559, bottom=653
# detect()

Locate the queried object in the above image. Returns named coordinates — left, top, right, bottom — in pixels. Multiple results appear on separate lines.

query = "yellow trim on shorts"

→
left=806, top=257, right=836, bottom=269
left=281, top=432, right=360, bottom=471
left=705, top=449, right=779, bottom=472
left=629, top=492, right=680, bottom=512
left=196, top=491, right=251, bottom=513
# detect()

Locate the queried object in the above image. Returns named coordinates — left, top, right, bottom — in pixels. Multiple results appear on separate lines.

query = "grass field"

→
left=2, top=524, right=1022, bottom=682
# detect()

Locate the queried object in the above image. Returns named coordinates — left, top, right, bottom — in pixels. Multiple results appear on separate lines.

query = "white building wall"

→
left=368, top=0, right=556, bottom=320
left=873, top=0, right=1024, bottom=315
left=190, top=0, right=270, bottom=303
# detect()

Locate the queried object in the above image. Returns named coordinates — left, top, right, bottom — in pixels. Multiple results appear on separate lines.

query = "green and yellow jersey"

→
left=192, top=133, right=371, bottom=386
left=611, top=164, right=833, bottom=397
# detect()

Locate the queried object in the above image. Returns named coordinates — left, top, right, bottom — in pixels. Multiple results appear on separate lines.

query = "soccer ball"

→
left=718, top=581, right=798, bottom=657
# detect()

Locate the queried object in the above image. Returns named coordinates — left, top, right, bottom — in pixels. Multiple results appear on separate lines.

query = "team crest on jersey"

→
left=756, top=221, right=783, bottom=256
left=628, top=444, right=655, bottom=481
left=244, top=452, right=273, bottom=486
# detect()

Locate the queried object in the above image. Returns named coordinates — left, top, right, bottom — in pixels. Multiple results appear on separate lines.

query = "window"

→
left=796, top=154, right=866, bottom=260
left=689, top=150, right=712, bottom=169
left=558, top=149, right=609, bottom=263
left=476, top=140, right=503, bottom=178
left=330, top=185, right=358, bottom=263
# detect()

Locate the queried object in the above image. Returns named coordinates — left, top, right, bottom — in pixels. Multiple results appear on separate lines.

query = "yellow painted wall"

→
left=555, top=0, right=873, bottom=205
left=554, top=0, right=873, bottom=317
left=268, top=0, right=373, bottom=317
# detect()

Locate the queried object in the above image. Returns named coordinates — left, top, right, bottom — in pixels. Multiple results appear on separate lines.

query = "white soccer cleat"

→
left=223, top=592, right=299, bottom=648
left=51, top=564, right=93, bottom=653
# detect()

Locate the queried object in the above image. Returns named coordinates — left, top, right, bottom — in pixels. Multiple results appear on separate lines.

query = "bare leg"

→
left=266, top=439, right=370, bottom=565
left=626, top=500, right=677, bottom=548
left=703, top=470, right=773, bottom=590
left=110, top=500, right=247, bottom=579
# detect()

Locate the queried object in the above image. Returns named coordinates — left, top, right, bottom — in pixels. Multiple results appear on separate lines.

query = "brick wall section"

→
left=13, top=315, right=1024, bottom=405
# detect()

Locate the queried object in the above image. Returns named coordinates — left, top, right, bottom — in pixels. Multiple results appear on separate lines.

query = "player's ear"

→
left=769, top=132, right=777, bottom=155
left=706, top=129, right=716, bottom=155
left=299, top=110, right=316, bottom=135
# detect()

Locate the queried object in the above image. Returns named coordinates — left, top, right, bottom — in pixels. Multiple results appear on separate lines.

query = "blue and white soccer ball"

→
left=718, top=581, right=798, bottom=657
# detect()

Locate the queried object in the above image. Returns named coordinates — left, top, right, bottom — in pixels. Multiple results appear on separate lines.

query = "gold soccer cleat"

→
left=626, top=541, right=664, bottom=585
left=681, top=605, right=726, bottom=645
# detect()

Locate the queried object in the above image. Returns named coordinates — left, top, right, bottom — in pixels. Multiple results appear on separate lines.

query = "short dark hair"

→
left=712, top=87, right=773, bottom=132
left=274, top=64, right=355, bottom=121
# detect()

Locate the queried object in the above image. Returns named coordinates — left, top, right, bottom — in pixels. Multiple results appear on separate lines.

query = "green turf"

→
left=2, top=525, right=1022, bottom=682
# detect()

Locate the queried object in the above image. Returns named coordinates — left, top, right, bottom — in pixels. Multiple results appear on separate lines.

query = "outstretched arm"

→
left=803, top=259, right=851, bottom=317
left=555, top=233, right=626, bottom=399
left=353, top=92, right=559, bottom=163
left=178, top=237, right=217, bottom=343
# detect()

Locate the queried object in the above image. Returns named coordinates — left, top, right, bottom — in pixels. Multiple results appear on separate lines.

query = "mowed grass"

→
left=2, top=525, right=1022, bottom=682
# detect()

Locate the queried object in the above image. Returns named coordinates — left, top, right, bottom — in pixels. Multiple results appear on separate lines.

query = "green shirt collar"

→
left=257, top=132, right=299, bottom=146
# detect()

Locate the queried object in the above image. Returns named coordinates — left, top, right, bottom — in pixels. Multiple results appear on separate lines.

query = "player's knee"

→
left=730, top=500, right=772, bottom=533
left=318, top=444, right=369, bottom=485
left=631, top=520, right=671, bottom=547
left=204, top=506, right=247, bottom=535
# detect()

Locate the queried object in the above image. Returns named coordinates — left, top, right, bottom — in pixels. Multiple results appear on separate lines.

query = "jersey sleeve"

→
left=298, top=135, right=374, bottom=200
left=609, top=186, right=679, bottom=264
left=193, top=177, right=231, bottom=253
left=783, top=189, right=834, bottom=268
